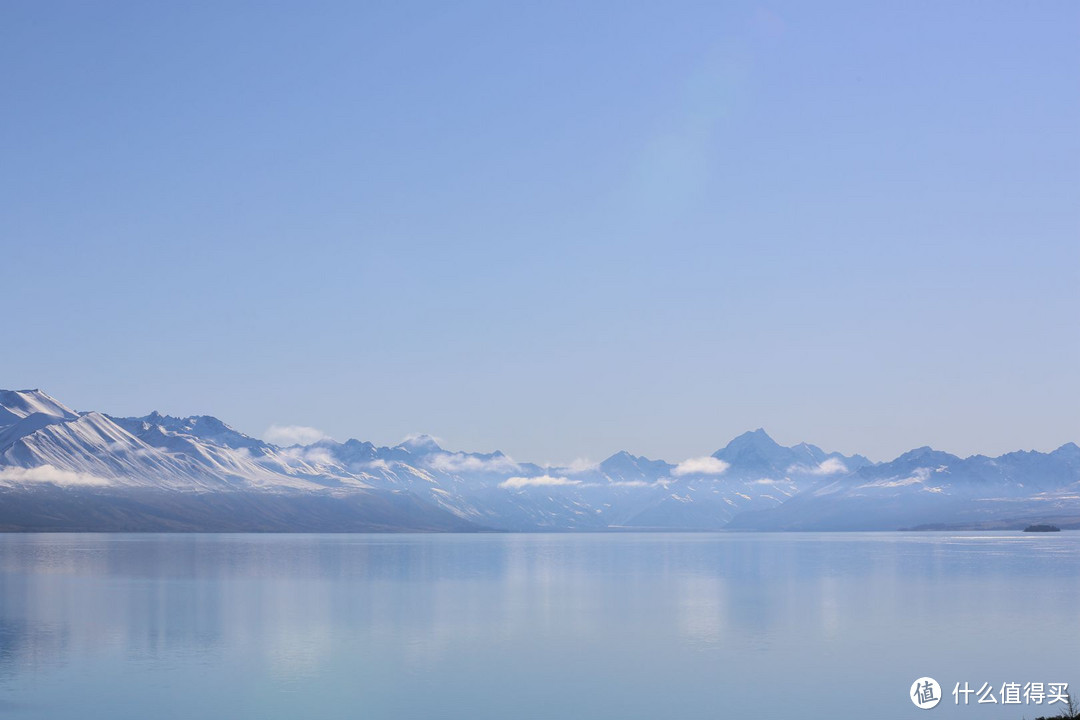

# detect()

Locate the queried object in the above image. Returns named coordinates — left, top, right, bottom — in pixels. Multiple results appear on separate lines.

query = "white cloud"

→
left=427, top=452, right=519, bottom=474
left=500, top=475, right=582, bottom=489
left=810, top=458, right=848, bottom=475
left=566, top=479, right=660, bottom=489
left=672, top=457, right=730, bottom=477
left=786, top=458, right=850, bottom=476
left=300, top=447, right=336, bottom=466
left=399, top=433, right=443, bottom=449
left=559, top=458, right=599, bottom=474
left=264, top=425, right=329, bottom=447
left=0, top=465, right=112, bottom=487
left=278, top=445, right=338, bottom=467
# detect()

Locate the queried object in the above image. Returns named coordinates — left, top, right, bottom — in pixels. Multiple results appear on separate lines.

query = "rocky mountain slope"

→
left=1, top=389, right=1076, bottom=531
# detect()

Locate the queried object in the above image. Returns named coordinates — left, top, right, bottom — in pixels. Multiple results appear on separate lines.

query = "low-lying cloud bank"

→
left=672, top=457, right=730, bottom=476
left=264, top=425, right=330, bottom=446
left=0, top=465, right=112, bottom=487
left=791, top=457, right=849, bottom=476
left=428, top=452, right=520, bottom=474
left=500, top=475, right=581, bottom=489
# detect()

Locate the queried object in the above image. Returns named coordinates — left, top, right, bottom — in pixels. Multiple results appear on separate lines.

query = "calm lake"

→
left=0, top=532, right=1077, bottom=720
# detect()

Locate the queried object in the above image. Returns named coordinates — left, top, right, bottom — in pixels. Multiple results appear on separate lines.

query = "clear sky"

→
left=2, top=1, right=1077, bottom=463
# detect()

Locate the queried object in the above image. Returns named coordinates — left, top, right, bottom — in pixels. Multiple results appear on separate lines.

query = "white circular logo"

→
left=911, top=677, right=942, bottom=709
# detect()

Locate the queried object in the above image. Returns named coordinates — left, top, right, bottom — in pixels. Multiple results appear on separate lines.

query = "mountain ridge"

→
left=1, top=389, right=1077, bottom=532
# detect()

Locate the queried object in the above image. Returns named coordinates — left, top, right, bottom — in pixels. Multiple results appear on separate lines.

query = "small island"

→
left=1023, top=524, right=1061, bottom=533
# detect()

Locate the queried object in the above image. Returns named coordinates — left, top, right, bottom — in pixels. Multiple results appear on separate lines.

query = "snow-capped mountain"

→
left=727, top=442, right=1080, bottom=530
left=1, top=388, right=1077, bottom=532
left=0, top=390, right=472, bottom=531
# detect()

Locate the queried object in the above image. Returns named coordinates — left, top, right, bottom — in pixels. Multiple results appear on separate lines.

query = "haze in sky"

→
left=2, top=1, right=1077, bottom=463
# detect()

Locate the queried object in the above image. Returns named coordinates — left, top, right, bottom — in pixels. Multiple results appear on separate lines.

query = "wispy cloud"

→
left=427, top=452, right=519, bottom=474
left=672, top=457, right=730, bottom=477
left=788, top=457, right=849, bottom=476
left=264, top=425, right=329, bottom=447
left=500, top=475, right=581, bottom=489
left=812, top=458, right=848, bottom=475
left=278, top=445, right=337, bottom=466
left=559, top=458, right=599, bottom=474
left=301, top=447, right=336, bottom=466
left=399, top=433, right=443, bottom=449
left=0, top=465, right=111, bottom=487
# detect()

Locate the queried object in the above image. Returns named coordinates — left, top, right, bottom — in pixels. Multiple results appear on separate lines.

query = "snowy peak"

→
left=112, top=412, right=266, bottom=452
left=0, top=412, right=69, bottom=451
left=892, top=446, right=959, bottom=466
left=308, top=438, right=379, bottom=466
left=599, top=450, right=638, bottom=470
left=394, top=434, right=443, bottom=454
left=328, top=438, right=378, bottom=454
left=0, top=409, right=221, bottom=491
left=709, top=429, right=871, bottom=480
left=1051, top=442, right=1080, bottom=461
left=713, top=429, right=790, bottom=469
left=719, top=428, right=781, bottom=453
left=2, top=388, right=1077, bottom=531
left=0, top=389, right=79, bottom=425
left=599, top=451, right=671, bottom=481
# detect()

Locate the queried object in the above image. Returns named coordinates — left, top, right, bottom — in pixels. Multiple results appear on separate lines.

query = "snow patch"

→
left=857, top=468, right=931, bottom=489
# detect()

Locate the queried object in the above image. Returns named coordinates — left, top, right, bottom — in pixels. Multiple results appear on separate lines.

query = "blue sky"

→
left=2, top=1, right=1077, bottom=463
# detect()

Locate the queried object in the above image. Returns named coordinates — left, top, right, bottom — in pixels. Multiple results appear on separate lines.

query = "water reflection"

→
left=0, top=533, right=1077, bottom=719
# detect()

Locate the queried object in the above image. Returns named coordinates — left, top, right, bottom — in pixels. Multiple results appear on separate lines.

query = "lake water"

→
left=0, top=532, right=1077, bottom=720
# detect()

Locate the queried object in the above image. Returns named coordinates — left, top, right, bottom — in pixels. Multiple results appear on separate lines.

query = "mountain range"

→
left=1, top=389, right=1077, bottom=532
